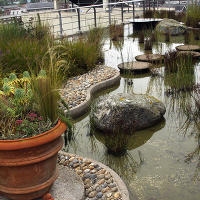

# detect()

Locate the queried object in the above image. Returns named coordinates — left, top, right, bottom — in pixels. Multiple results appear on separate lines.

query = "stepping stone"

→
left=176, top=45, right=200, bottom=51
left=135, top=54, right=163, bottom=63
left=177, top=51, right=200, bottom=58
left=118, top=61, right=152, bottom=73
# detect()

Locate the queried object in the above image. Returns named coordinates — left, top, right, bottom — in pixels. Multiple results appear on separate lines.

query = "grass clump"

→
left=144, top=38, right=153, bottom=50
left=0, top=21, right=52, bottom=73
left=144, top=10, right=185, bottom=22
left=109, top=22, right=124, bottom=41
left=164, top=51, right=195, bottom=94
left=185, top=4, right=200, bottom=28
left=57, top=27, right=105, bottom=78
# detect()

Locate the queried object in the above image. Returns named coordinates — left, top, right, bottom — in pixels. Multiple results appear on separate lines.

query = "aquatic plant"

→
left=193, top=29, right=200, bottom=40
left=184, top=30, right=191, bottom=44
left=138, top=31, right=145, bottom=43
left=144, top=38, right=153, bottom=50
left=164, top=51, right=195, bottom=93
left=109, top=22, right=124, bottom=41
left=165, top=29, right=170, bottom=43
left=185, top=4, right=200, bottom=28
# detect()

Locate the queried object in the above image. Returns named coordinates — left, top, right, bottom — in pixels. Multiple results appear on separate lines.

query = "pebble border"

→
left=64, top=67, right=120, bottom=119
left=58, top=151, right=129, bottom=200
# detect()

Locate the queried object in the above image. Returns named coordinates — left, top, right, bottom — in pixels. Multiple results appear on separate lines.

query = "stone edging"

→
left=59, top=151, right=130, bottom=200
left=69, top=71, right=121, bottom=119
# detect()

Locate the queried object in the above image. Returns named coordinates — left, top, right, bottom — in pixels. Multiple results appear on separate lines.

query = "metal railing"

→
left=0, top=0, right=145, bottom=38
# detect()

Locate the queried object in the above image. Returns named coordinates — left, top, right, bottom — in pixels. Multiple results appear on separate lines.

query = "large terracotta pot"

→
left=0, top=120, right=67, bottom=200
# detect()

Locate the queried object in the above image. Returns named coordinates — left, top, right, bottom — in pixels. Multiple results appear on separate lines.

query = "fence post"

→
left=77, top=8, right=81, bottom=31
left=108, top=4, right=111, bottom=25
left=93, top=7, right=97, bottom=27
left=121, top=2, right=124, bottom=23
left=58, top=11, right=63, bottom=38
left=143, top=0, right=145, bottom=15
left=132, top=2, right=135, bottom=19
left=128, top=2, right=130, bottom=13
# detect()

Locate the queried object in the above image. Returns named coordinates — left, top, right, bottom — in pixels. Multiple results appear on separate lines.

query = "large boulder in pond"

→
left=156, top=18, right=187, bottom=35
left=91, top=93, right=166, bottom=134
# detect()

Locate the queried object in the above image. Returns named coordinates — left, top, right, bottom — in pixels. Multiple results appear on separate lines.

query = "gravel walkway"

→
left=61, top=66, right=119, bottom=109
left=58, top=153, right=123, bottom=200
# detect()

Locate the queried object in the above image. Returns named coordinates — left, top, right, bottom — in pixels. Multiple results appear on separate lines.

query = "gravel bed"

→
left=61, top=66, right=118, bottom=109
left=58, top=153, right=122, bottom=200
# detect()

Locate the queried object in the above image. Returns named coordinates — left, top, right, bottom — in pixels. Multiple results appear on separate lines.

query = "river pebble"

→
left=61, top=66, right=118, bottom=109
left=58, top=153, right=122, bottom=200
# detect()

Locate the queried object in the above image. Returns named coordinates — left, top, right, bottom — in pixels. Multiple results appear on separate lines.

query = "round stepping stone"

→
left=176, top=45, right=200, bottom=51
left=135, top=54, right=163, bottom=63
left=177, top=50, right=200, bottom=58
left=118, top=61, right=152, bottom=73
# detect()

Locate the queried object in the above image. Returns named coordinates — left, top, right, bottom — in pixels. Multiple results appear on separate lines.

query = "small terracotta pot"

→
left=0, top=120, right=67, bottom=200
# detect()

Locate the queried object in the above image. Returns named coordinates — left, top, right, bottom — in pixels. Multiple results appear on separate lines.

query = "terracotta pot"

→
left=0, top=120, right=67, bottom=200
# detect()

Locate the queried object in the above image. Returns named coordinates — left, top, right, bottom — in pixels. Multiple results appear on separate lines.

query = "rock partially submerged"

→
left=91, top=93, right=166, bottom=134
left=156, top=18, right=187, bottom=35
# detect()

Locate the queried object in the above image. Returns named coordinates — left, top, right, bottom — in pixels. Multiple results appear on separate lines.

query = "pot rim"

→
left=0, top=120, right=67, bottom=150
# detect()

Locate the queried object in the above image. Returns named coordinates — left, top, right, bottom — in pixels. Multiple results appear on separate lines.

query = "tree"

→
left=20, top=0, right=27, bottom=4
left=0, top=0, right=7, bottom=6
left=30, top=0, right=40, bottom=2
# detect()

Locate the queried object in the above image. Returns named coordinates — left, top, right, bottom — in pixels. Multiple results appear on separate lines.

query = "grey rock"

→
left=91, top=93, right=166, bottom=133
left=83, top=173, right=91, bottom=180
left=96, top=186, right=102, bottom=192
left=109, top=183, right=116, bottom=188
left=101, top=183, right=108, bottom=188
left=156, top=18, right=186, bottom=35
left=90, top=174, right=97, bottom=179
left=96, top=192, right=103, bottom=198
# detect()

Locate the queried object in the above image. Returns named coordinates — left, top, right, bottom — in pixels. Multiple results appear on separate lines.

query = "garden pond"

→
left=63, top=24, right=200, bottom=200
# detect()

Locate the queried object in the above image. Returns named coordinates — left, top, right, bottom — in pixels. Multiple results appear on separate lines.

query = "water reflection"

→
left=92, top=120, right=166, bottom=156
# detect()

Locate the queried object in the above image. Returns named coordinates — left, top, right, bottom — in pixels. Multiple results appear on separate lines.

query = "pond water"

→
left=64, top=24, right=200, bottom=200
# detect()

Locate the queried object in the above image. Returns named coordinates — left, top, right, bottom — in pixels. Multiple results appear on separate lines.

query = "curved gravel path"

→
left=61, top=65, right=120, bottom=119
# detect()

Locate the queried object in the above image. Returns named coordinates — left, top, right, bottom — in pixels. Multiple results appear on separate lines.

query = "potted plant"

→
left=0, top=53, right=71, bottom=200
